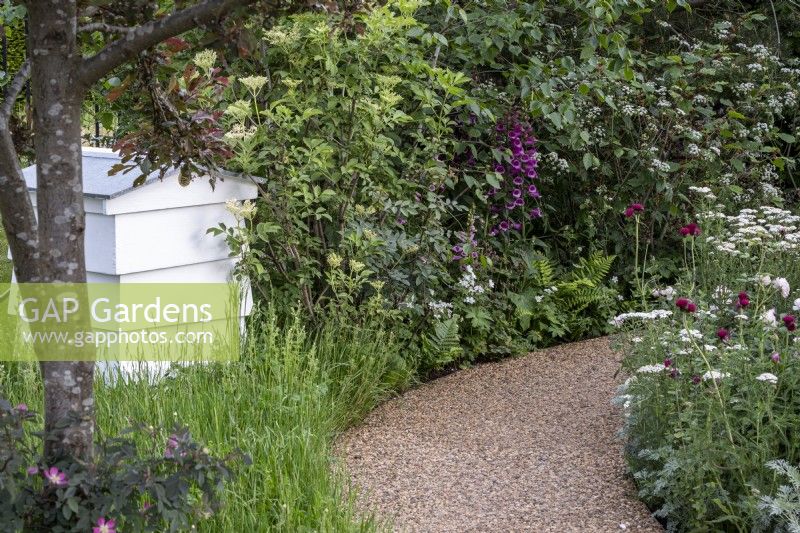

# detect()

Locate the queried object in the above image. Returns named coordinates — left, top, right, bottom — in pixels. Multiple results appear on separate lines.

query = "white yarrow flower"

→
left=756, top=373, right=778, bottom=384
left=637, top=364, right=666, bottom=374
left=702, top=370, right=730, bottom=381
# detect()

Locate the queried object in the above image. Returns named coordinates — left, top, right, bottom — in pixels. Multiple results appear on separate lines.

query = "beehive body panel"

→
left=112, top=204, right=236, bottom=275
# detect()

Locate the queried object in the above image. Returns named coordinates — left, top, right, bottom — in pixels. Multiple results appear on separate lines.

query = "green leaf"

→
left=583, top=152, right=593, bottom=170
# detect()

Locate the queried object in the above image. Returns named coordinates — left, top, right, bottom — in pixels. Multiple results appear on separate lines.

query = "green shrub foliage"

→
left=92, top=0, right=797, bottom=370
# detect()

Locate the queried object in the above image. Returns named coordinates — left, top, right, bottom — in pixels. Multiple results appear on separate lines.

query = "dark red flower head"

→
left=737, top=292, right=750, bottom=308
left=676, top=297, right=690, bottom=310
left=679, top=222, right=701, bottom=238
left=624, top=203, right=644, bottom=218
left=783, top=314, right=797, bottom=331
left=717, top=328, right=730, bottom=341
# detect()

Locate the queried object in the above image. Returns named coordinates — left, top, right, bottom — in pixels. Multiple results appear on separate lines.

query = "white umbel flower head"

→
left=193, top=49, right=217, bottom=74
left=636, top=364, right=666, bottom=374
left=763, top=308, right=779, bottom=327
left=702, top=370, right=730, bottom=381
left=240, top=75, right=268, bottom=95
left=756, top=372, right=778, bottom=384
left=773, top=277, right=791, bottom=298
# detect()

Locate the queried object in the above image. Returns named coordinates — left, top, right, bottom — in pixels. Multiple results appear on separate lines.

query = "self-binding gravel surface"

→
left=338, top=337, right=663, bottom=532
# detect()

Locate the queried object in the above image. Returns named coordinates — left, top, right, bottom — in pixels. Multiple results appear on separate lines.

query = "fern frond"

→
left=423, top=317, right=462, bottom=367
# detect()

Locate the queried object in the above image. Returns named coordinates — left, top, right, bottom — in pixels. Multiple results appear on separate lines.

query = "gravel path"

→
left=338, top=337, right=663, bottom=532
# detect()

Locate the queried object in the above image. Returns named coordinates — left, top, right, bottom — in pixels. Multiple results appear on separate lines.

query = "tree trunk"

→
left=26, top=0, right=95, bottom=461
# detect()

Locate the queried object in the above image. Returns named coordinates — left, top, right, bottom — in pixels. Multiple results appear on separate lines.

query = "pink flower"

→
left=623, top=203, right=643, bottom=217
left=771, top=352, right=781, bottom=363
left=164, top=434, right=180, bottom=458
left=717, top=328, right=730, bottom=341
left=26, top=466, right=38, bottom=475
left=93, top=517, right=116, bottom=533
left=679, top=222, right=701, bottom=237
left=15, top=403, right=28, bottom=412
left=43, top=467, right=67, bottom=486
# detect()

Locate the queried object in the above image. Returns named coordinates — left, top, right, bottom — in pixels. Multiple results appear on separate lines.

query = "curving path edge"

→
left=338, top=337, right=663, bottom=532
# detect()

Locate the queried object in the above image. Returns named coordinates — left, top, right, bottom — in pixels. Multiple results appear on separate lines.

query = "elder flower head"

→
left=240, top=75, right=268, bottom=95
left=192, top=49, right=217, bottom=74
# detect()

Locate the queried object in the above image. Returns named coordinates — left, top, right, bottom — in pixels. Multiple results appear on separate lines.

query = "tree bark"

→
left=26, top=0, right=95, bottom=461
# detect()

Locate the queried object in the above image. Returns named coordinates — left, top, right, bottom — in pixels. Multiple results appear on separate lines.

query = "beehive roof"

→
left=22, top=147, right=259, bottom=200
left=22, top=147, right=177, bottom=199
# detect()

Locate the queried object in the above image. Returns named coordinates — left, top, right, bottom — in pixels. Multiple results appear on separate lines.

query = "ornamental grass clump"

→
left=614, top=201, right=800, bottom=532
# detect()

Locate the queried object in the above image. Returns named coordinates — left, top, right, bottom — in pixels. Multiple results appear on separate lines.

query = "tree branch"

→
left=78, top=0, right=256, bottom=88
left=0, top=109, right=38, bottom=280
left=78, top=22, right=137, bottom=34
left=0, top=59, right=30, bottom=122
